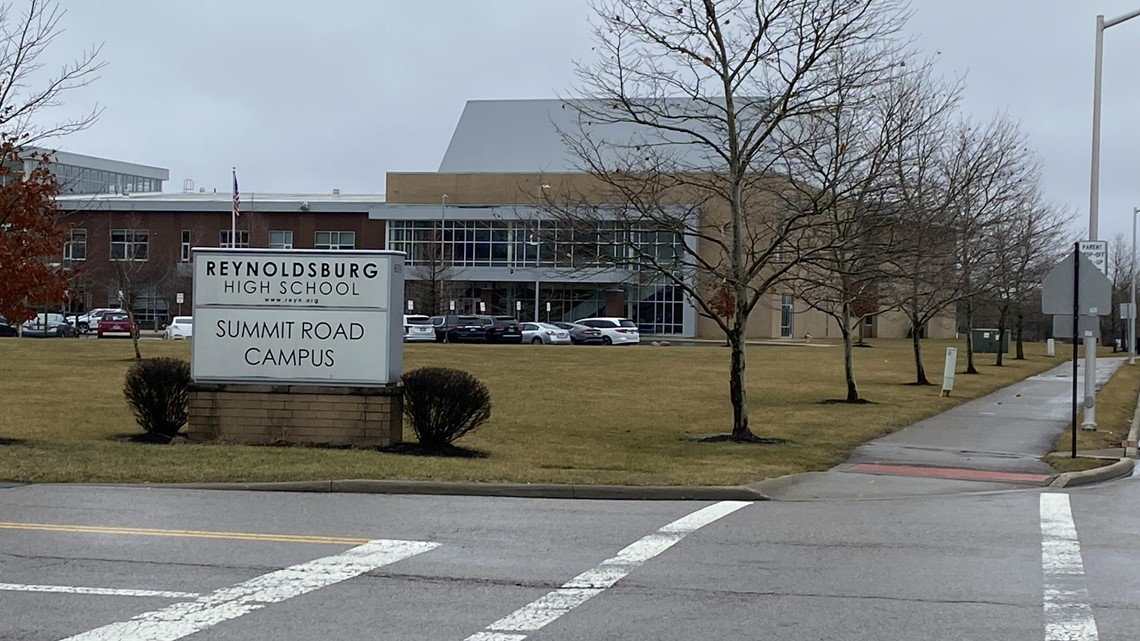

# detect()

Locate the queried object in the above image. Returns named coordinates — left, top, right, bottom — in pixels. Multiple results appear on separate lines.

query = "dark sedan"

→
left=0, top=316, right=17, bottom=337
left=481, top=316, right=523, bottom=344
left=552, top=321, right=606, bottom=345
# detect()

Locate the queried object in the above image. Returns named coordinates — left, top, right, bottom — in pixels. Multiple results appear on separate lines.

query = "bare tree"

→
left=987, top=191, right=1070, bottom=366
left=779, top=56, right=955, bottom=402
left=548, top=0, right=910, bottom=441
left=1106, top=233, right=1133, bottom=352
left=886, top=113, right=1034, bottom=381
left=0, top=0, right=104, bottom=143
left=409, top=228, right=459, bottom=316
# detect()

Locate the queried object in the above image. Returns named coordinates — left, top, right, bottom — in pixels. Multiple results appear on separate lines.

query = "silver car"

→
left=519, top=322, right=571, bottom=345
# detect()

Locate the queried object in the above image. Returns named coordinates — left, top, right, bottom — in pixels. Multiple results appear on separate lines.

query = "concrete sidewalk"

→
left=752, top=357, right=1131, bottom=500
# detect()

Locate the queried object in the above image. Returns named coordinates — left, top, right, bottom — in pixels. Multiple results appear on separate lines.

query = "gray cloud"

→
left=40, top=1, right=1140, bottom=242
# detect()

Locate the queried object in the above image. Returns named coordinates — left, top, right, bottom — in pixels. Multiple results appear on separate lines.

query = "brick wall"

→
left=187, top=383, right=402, bottom=447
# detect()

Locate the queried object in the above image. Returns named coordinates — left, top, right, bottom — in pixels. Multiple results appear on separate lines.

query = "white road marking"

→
left=1040, top=493, right=1099, bottom=641
left=467, top=500, right=751, bottom=640
left=58, top=538, right=438, bottom=641
left=0, top=583, right=199, bottom=599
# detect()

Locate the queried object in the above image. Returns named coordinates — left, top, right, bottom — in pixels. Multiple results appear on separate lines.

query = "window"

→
left=315, top=231, right=355, bottom=250
left=780, top=294, right=794, bottom=338
left=110, top=229, right=149, bottom=261
left=269, top=230, right=294, bottom=249
left=219, top=230, right=249, bottom=248
left=180, top=230, right=191, bottom=262
left=63, top=228, right=86, bottom=266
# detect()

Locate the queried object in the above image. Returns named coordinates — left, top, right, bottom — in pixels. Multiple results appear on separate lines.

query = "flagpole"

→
left=231, top=166, right=237, bottom=248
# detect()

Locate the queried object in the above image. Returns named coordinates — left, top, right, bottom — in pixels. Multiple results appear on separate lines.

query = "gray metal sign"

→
left=1041, top=250, right=1113, bottom=316
left=1052, top=315, right=1101, bottom=339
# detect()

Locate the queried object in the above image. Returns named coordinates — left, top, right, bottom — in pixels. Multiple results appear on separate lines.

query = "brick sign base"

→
left=188, top=383, right=402, bottom=447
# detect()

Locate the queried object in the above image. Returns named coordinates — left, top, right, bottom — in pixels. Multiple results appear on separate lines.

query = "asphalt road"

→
left=2, top=479, right=1137, bottom=640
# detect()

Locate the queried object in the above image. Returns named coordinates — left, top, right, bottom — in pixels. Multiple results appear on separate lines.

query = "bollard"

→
left=1046, top=338, right=1055, bottom=357
left=940, top=347, right=957, bottom=397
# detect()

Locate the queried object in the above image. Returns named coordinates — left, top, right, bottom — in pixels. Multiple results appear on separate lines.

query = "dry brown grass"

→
left=1047, top=356, right=1140, bottom=473
left=0, top=336, right=1063, bottom=485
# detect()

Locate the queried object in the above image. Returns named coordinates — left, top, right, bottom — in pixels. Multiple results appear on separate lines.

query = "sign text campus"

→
left=191, top=249, right=404, bottom=386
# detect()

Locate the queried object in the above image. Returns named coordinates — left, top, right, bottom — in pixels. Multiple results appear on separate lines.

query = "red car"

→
left=97, top=312, right=134, bottom=338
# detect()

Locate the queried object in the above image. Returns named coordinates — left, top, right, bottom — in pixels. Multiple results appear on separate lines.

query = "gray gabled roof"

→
left=439, top=98, right=759, bottom=174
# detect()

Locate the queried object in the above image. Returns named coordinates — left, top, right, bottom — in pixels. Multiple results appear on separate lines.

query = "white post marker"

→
left=1082, top=332, right=1097, bottom=430
left=60, top=538, right=438, bottom=641
left=1047, top=338, right=1056, bottom=357
left=406, top=300, right=414, bottom=312
left=1040, top=493, right=1099, bottom=640
left=465, top=501, right=750, bottom=641
left=940, top=347, right=957, bottom=397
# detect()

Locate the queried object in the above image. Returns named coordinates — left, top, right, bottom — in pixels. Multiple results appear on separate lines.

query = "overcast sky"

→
left=36, top=1, right=1140, bottom=243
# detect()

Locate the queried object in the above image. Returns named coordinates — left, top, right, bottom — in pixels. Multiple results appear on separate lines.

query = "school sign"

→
left=191, top=248, right=405, bottom=385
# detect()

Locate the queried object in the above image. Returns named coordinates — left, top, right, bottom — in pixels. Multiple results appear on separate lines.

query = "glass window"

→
left=180, top=230, right=191, bottom=262
left=269, top=230, right=294, bottom=249
left=110, top=229, right=148, bottom=261
left=780, top=294, right=793, bottom=338
left=63, top=228, right=86, bottom=266
left=219, top=230, right=250, bottom=248
left=315, top=231, right=355, bottom=250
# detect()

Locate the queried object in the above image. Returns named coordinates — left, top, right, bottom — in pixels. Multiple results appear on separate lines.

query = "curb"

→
left=1127, top=385, right=1140, bottom=459
left=1049, top=458, right=1135, bottom=488
left=133, top=479, right=771, bottom=501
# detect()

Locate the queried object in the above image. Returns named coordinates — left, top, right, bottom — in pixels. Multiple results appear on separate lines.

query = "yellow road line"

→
left=0, top=521, right=370, bottom=545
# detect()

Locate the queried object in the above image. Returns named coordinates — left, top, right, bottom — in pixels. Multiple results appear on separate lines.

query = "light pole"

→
left=1132, top=206, right=1139, bottom=365
left=1083, top=9, right=1140, bottom=429
left=1089, top=9, right=1140, bottom=238
left=528, top=233, right=541, bottom=322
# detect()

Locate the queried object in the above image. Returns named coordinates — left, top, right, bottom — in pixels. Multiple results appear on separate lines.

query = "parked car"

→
left=480, top=316, right=523, bottom=344
left=430, top=314, right=489, bottom=343
left=76, top=308, right=124, bottom=334
left=403, top=314, right=436, bottom=343
left=552, top=321, right=606, bottom=345
left=575, top=317, right=641, bottom=345
left=97, top=312, right=135, bottom=338
left=21, top=313, right=77, bottom=337
left=0, top=316, right=18, bottom=337
left=519, top=322, right=572, bottom=345
left=163, top=316, right=193, bottom=340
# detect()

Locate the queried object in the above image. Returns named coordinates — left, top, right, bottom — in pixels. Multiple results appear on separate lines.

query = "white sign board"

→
left=191, top=248, right=405, bottom=386
left=1079, top=240, right=1108, bottom=276
left=175, top=292, right=184, bottom=304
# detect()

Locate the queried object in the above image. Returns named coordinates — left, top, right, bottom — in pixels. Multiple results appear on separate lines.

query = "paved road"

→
left=2, top=479, right=1138, bottom=640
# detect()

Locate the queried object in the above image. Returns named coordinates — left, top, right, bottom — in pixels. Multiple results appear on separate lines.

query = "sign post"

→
left=1042, top=245, right=1113, bottom=455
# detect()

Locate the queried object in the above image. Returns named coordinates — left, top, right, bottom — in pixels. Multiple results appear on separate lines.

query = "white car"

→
left=403, top=314, right=436, bottom=342
left=519, top=322, right=571, bottom=345
left=76, top=308, right=124, bottom=334
left=575, top=317, right=641, bottom=345
left=163, top=316, right=193, bottom=340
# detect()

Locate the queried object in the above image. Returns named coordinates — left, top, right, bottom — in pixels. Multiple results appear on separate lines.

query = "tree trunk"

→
left=964, top=300, right=978, bottom=374
left=840, top=302, right=860, bottom=402
left=911, top=313, right=930, bottom=385
left=1015, top=308, right=1025, bottom=360
left=127, top=308, right=142, bottom=361
left=994, top=308, right=1008, bottom=367
left=728, top=320, right=752, bottom=440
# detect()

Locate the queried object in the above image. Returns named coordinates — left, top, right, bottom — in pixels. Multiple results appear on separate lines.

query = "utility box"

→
left=971, top=328, right=1010, bottom=354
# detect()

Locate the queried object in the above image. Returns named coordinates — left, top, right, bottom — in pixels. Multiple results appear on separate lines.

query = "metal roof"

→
left=56, top=191, right=386, bottom=213
left=29, top=147, right=170, bottom=180
left=437, top=98, right=754, bottom=174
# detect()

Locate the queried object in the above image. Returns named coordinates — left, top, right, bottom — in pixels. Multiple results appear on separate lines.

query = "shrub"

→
left=123, top=357, right=192, bottom=440
left=401, top=367, right=492, bottom=447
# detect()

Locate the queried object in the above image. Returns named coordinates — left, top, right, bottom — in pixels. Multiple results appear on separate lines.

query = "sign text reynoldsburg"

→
left=191, top=248, right=404, bottom=386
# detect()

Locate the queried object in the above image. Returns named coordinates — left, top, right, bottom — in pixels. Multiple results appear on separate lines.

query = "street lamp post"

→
left=1083, top=8, right=1140, bottom=428
left=1131, top=207, right=1139, bottom=365
left=528, top=233, right=541, bottom=322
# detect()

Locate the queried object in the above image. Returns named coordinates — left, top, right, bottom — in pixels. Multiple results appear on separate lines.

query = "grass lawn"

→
left=0, top=336, right=1069, bottom=486
left=1046, top=356, right=1140, bottom=473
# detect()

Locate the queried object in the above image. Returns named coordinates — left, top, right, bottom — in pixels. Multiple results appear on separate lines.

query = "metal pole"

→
left=1132, top=206, right=1137, bottom=365
left=1072, top=243, right=1080, bottom=458
left=1089, top=15, right=1105, bottom=240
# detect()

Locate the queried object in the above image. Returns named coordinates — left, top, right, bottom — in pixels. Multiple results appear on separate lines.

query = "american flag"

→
left=232, top=168, right=240, bottom=218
